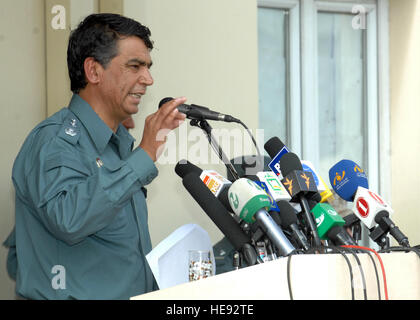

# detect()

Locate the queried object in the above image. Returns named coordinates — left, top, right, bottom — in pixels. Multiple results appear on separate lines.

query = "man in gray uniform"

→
left=3, top=13, right=186, bottom=300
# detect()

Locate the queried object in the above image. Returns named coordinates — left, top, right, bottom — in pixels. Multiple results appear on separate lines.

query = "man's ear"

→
left=83, top=57, right=102, bottom=85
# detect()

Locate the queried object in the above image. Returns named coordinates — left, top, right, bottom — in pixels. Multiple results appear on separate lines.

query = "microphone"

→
left=159, top=97, right=240, bottom=123
left=255, top=171, right=292, bottom=202
left=353, top=186, right=409, bottom=247
left=232, top=175, right=286, bottom=233
left=175, top=160, right=233, bottom=211
left=330, top=159, right=410, bottom=248
left=279, top=152, right=322, bottom=247
left=301, top=160, right=334, bottom=203
left=248, top=178, right=281, bottom=213
left=182, top=172, right=259, bottom=265
left=175, top=159, right=202, bottom=178
left=311, top=203, right=357, bottom=246
left=264, top=137, right=326, bottom=203
left=264, top=137, right=291, bottom=177
left=343, top=213, right=362, bottom=242
left=277, top=200, right=310, bottom=251
left=227, top=178, right=296, bottom=256
left=328, top=159, right=369, bottom=201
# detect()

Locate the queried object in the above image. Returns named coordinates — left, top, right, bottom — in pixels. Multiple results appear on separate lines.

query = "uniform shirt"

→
left=7, top=94, right=159, bottom=299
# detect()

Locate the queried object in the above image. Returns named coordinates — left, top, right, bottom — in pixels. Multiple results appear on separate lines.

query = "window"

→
left=258, top=7, right=289, bottom=146
left=317, top=11, right=367, bottom=185
left=258, top=0, right=390, bottom=247
left=258, top=0, right=389, bottom=197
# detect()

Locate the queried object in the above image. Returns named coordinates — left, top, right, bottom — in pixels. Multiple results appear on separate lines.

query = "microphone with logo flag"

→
left=279, top=152, right=322, bottom=248
left=228, top=178, right=296, bottom=257
left=181, top=172, right=260, bottom=266
left=329, top=159, right=410, bottom=248
left=311, top=203, right=357, bottom=246
left=264, top=136, right=331, bottom=203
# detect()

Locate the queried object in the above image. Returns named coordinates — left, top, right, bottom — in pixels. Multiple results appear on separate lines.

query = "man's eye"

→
left=130, top=65, right=140, bottom=70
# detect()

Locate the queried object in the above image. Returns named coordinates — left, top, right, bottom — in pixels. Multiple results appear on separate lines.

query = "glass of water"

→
left=188, top=250, right=213, bottom=282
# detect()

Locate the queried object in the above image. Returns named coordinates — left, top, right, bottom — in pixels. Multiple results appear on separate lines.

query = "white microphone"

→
left=199, top=170, right=232, bottom=197
left=352, top=187, right=393, bottom=228
left=352, top=186, right=409, bottom=247
left=228, top=178, right=296, bottom=256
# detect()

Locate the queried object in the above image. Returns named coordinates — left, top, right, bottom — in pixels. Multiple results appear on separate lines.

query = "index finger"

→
left=159, top=97, right=187, bottom=118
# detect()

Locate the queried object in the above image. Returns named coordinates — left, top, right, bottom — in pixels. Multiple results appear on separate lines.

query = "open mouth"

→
left=129, top=93, right=143, bottom=99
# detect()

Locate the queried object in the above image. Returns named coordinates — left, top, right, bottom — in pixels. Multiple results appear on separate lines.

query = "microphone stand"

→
left=369, top=225, right=390, bottom=250
left=190, top=119, right=240, bottom=181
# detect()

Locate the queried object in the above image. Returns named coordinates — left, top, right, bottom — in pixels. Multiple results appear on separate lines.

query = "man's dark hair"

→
left=67, top=13, right=153, bottom=93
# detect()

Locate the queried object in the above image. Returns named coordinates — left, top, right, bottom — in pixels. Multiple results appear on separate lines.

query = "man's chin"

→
left=124, top=102, right=140, bottom=115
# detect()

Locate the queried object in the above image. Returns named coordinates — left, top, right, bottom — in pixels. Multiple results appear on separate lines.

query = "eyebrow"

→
left=126, top=58, right=153, bottom=69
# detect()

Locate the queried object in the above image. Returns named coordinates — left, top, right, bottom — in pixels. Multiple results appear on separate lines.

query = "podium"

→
left=131, top=251, right=420, bottom=300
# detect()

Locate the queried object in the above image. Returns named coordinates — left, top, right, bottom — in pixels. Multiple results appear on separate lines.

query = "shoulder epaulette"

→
left=57, top=116, right=81, bottom=145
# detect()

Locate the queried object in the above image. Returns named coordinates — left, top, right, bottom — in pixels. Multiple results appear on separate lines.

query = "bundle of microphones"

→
left=165, top=98, right=417, bottom=269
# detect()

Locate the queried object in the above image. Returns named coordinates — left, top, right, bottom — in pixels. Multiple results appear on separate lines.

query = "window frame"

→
left=259, top=0, right=302, bottom=154
left=257, top=0, right=390, bottom=200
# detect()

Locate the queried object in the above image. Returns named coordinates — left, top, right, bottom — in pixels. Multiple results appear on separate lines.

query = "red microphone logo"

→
left=356, top=197, right=369, bottom=218
left=368, top=191, right=385, bottom=205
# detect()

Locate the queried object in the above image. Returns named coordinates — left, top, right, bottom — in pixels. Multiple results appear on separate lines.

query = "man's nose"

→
left=139, top=68, right=154, bottom=86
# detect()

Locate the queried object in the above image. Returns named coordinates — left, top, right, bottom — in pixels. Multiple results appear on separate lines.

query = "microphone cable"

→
left=286, top=245, right=386, bottom=300
left=336, top=246, right=367, bottom=300
left=285, top=249, right=306, bottom=300
left=237, top=120, right=262, bottom=160
left=351, top=248, right=382, bottom=300
left=341, top=245, right=389, bottom=300
left=378, top=245, right=420, bottom=259
left=287, top=246, right=355, bottom=300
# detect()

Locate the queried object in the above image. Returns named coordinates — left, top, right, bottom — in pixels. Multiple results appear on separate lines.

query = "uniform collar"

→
left=68, top=94, right=135, bottom=155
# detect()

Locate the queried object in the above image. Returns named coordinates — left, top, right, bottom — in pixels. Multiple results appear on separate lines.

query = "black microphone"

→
left=159, top=97, right=240, bottom=123
left=263, top=136, right=323, bottom=203
left=264, top=136, right=290, bottom=160
left=375, top=211, right=410, bottom=248
left=182, top=172, right=259, bottom=266
left=343, top=213, right=362, bottom=242
left=175, top=160, right=234, bottom=212
left=175, top=159, right=202, bottom=179
left=277, top=200, right=310, bottom=251
left=279, top=152, right=322, bottom=247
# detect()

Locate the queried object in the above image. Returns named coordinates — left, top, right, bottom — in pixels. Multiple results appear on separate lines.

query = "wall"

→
left=389, top=0, right=420, bottom=247
left=123, top=0, right=259, bottom=247
left=0, top=0, right=47, bottom=299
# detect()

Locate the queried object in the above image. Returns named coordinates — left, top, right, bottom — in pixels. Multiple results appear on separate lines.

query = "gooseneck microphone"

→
left=159, top=97, right=240, bottom=123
